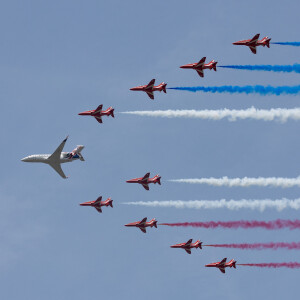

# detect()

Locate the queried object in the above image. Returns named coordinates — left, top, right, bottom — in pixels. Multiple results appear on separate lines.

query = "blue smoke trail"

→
left=219, top=64, right=300, bottom=73
left=168, top=85, right=300, bottom=96
left=271, top=42, right=300, bottom=46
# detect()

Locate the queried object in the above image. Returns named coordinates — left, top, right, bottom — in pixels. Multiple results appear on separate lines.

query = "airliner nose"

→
left=21, top=157, right=28, bottom=162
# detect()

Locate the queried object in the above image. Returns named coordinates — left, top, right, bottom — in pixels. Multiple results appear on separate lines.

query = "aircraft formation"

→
left=21, top=33, right=299, bottom=274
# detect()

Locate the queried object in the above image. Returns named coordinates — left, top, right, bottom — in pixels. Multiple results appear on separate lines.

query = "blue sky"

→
left=1, top=1, right=300, bottom=299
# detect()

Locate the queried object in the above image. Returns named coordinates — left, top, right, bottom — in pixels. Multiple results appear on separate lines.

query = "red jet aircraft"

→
left=125, top=217, right=158, bottom=233
left=170, top=239, right=203, bottom=254
left=130, top=79, right=167, bottom=100
left=180, top=57, right=217, bottom=78
left=233, top=33, right=271, bottom=54
left=205, top=258, right=237, bottom=274
left=126, top=172, right=161, bottom=190
left=78, top=104, right=115, bottom=124
left=80, top=196, right=113, bottom=213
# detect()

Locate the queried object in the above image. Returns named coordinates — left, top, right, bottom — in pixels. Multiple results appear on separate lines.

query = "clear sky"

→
left=1, top=1, right=300, bottom=299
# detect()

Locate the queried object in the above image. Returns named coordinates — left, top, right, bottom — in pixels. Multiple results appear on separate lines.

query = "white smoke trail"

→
left=169, top=177, right=300, bottom=188
left=121, top=107, right=300, bottom=122
left=124, top=199, right=300, bottom=212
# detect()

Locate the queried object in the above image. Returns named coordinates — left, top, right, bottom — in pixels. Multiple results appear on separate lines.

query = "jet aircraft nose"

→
left=180, top=64, right=190, bottom=69
left=21, top=156, right=29, bottom=162
left=78, top=111, right=90, bottom=115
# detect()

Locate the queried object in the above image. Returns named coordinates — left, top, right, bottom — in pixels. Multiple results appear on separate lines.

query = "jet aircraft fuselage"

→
left=130, top=79, right=167, bottom=100
left=125, top=217, right=158, bottom=233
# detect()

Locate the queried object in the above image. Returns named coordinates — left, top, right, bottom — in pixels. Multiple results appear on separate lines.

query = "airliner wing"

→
left=48, top=136, right=68, bottom=161
left=49, top=162, right=67, bottom=179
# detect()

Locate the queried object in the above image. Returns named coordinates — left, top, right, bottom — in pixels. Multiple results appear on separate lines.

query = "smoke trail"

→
left=237, top=263, right=300, bottom=268
left=169, top=177, right=300, bottom=188
left=204, top=242, right=300, bottom=250
left=219, top=64, right=300, bottom=73
left=168, top=85, right=300, bottom=95
left=124, top=199, right=300, bottom=212
left=121, top=108, right=300, bottom=123
left=272, top=42, right=300, bottom=46
left=159, top=219, right=300, bottom=230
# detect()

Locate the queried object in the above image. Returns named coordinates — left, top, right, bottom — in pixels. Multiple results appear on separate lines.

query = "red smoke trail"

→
left=159, top=219, right=300, bottom=230
left=237, top=263, right=300, bottom=268
left=204, top=242, right=300, bottom=250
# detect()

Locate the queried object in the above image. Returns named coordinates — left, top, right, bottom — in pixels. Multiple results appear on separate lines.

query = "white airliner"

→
left=21, top=136, right=84, bottom=179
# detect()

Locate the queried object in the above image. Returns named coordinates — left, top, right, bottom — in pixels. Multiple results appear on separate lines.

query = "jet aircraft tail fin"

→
left=232, top=260, right=237, bottom=268
left=109, top=108, right=115, bottom=118
left=77, top=145, right=85, bottom=161
left=155, top=175, right=161, bottom=185
left=153, top=220, right=158, bottom=228
left=265, top=37, right=271, bottom=48
left=69, top=145, right=85, bottom=161
left=212, top=61, right=217, bottom=71
left=161, top=83, right=167, bottom=93
left=108, top=198, right=113, bottom=207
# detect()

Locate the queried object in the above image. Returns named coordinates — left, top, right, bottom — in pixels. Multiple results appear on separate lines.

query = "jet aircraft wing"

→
left=220, top=258, right=227, bottom=264
left=95, top=196, right=102, bottom=204
left=140, top=217, right=147, bottom=224
left=95, top=116, right=103, bottom=123
left=142, top=183, right=149, bottom=190
left=48, top=136, right=68, bottom=161
left=185, top=249, right=192, bottom=254
left=249, top=46, right=257, bottom=54
left=186, top=239, right=193, bottom=246
left=142, top=173, right=150, bottom=181
left=139, top=227, right=146, bottom=233
left=95, top=104, right=103, bottom=113
left=250, top=33, right=260, bottom=43
left=196, top=70, right=204, bottom=77
left=146, top=79, right=155, bottom=89
left=196, top=57, right=206, bottom=67
left=146, top=91, right=154, bottom=100
left=49, top=162, right=67, bottom=179
left=219, top=267, right=225, bottom=274
left=95, top=207, right=102, bottom=213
